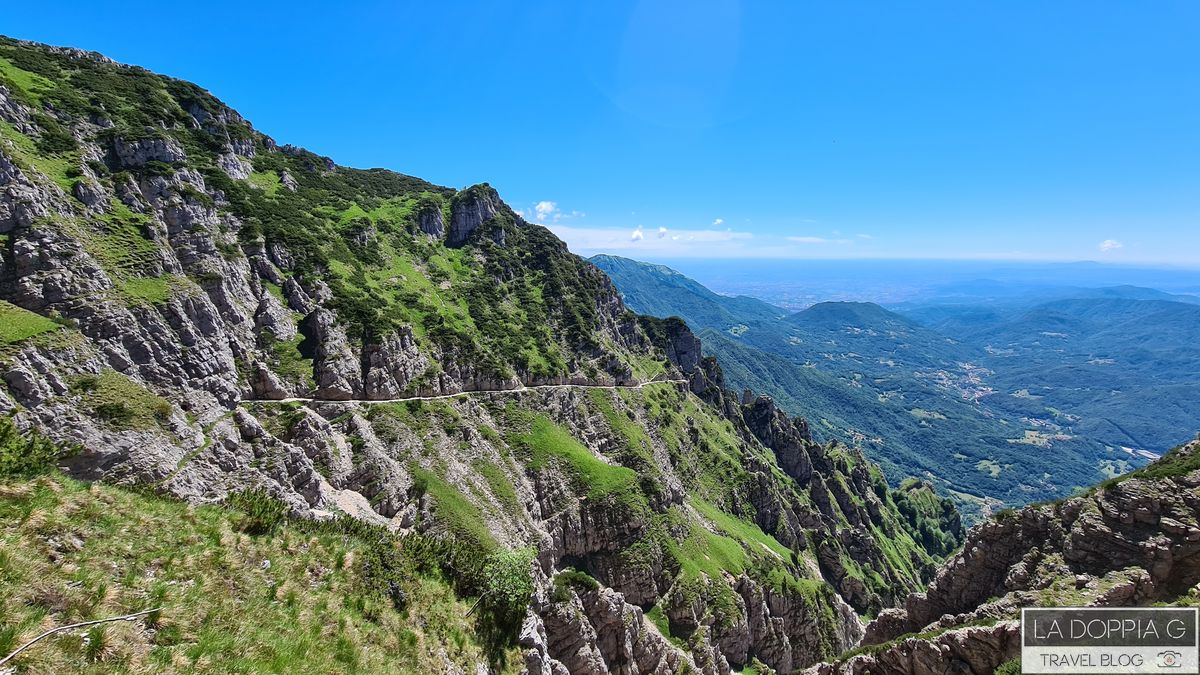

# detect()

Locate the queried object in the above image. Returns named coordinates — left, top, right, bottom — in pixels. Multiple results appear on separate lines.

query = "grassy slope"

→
left=0, top=301, right=61, bottom=345
left=0, top=473, right=516, bottom=673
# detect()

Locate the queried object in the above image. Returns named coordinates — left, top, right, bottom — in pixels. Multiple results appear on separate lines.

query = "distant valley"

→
left=593, top=255, right=1200, bottom=520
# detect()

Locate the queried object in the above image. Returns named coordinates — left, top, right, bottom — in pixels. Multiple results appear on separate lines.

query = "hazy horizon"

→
left=592, top=254, right=1200, bottom=308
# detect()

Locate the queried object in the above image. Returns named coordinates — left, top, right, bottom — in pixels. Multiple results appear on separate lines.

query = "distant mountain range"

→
left=900, top=295, right=1200, bottom=458
left=592, top=255, right=1200, bottom=520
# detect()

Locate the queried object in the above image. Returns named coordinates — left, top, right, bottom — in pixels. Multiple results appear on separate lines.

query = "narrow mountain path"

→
left=163, top=380, right=689, bottom=485
left=240, top=378, right=689, bottom=406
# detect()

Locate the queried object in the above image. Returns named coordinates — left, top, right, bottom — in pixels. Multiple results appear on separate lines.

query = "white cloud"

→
left=549, top=224, right=755, bottom=256
left=712, top=218, right=724, bottom=226
left=787, top=235, right=853, bottom=245
left=534, top=201, right=558, bottom=222
left=1099, top=239, right=1123, bottom=252
left=528, top=201, right=585, bottom=223
left=544, top=225, right=885, bottom=258
left=856, top=233, right=874, bottom=240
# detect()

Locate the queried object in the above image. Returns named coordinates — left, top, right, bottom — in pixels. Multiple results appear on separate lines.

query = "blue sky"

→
left=5, top=1, right=1198, bottom=263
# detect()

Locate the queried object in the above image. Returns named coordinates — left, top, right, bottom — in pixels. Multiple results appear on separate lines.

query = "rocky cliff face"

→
left=807, top=437, right=1200, bottom=674
left=0, top=37, right=960, bottom=673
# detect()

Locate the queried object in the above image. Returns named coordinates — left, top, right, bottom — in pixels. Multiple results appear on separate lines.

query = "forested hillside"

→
left=594, top=255, right=1200, bottom=521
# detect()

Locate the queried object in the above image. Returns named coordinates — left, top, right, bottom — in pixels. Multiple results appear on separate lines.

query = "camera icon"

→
left=1157, top=650, right=1183, bottom=668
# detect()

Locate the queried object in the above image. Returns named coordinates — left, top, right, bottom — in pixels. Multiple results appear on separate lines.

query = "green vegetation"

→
left=411, top=467, right=498, bottom=554
left=736, top=659, right=771, bottom=675
left=247, top=170, right=282, bottom=195
left=0, top=301, right=61, bottom=344
left=1119, top=438, right=1200, bottom=480
left=890, top=479, right=963, bottom=557
left=70, top=370, right=173, bottom=431
left=207, top=151, right=619, bottom=382
left=118, top=276, right=186, bottom=305
left=473, top=459, right=521, bottom=514
left=692, top=499, right=791, bottom=560
left=477, top=548, right=535, bottom=636
left=225, top=488, right=288, bottom=536
left=513, top=414, right=646, bottom=514
left=265, top=332, right=314, bottom=389
left=674, top=515, right=756, bottom=580
left=0, top=416, right=75, bottom=478
left=86, top=204, right=160, bottom=278
left=550, top=568, right=600, bottom=603
left=0, top=56, right=56, bottom=104
left=995, top=658, right=1021, bottom=675
left=1091, top=437, right=1200, bottom=493
left=0, top=36, right=973, bottom=670
left=0, top=469, right=524, bottom=673
left=0, top=120, right=78, bottom=193
left=670, top=393, right=761, bottom=512
left=645, top=603, right=676, bottom=641
left=589, top=389, right=665, bottom=496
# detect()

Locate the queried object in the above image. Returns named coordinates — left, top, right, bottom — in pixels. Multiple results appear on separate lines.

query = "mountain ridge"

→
left=0, top=36, right=960, bottom=673
left=808, top=435, right=1200, bottom=674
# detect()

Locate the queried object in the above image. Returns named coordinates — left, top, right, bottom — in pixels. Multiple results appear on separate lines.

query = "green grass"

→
left=268, top=333, right=314, bottom=388
left=338, top=202, right=371, bottom=226
left=665, top=504, right=821, bottom=599
left=247, top=170, right=282, bottom=196
left=514, top=415, right=645, bottom=512
left=411, top=467, right=498, bottom=554
left=550, top=568, right=599, bottom=602
left=1079, top=438, right=1200, bottom=498
left=0, top=472, right=518, bottom=673
left=617, top=345, right=668, bottom=381
left=0, top=301, right=61, bottom=344
left=645, top=603, right=688, bottom=650
left=671, top=394, right=756, bottom=506
left=0, top=56, right=56, bottom=104
left=473, top=459, right=521, bottom=515
left=674, top=520, right=753, bottom=579
left=0, top=120, right=78, bottom=193
left=366, top=195, right=420, bottom=226
left=70, top=370, right=173, bottom=431
left=2, top=36, right=657, bottom=391
left=1115, top=439, right=1200, bottom=482
left=118, top=276, right=180, bottom=305
left=262, top=279, right=288, bottom=305
left=692, top=498, right=791, bottom=560
left=83, top=205, right=160, bottom=282
left=833, top=618, right=1002, bottom=663
left=995, top=658, right=1021, bottom=675
left=590, top=389, right=662, bottom=484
